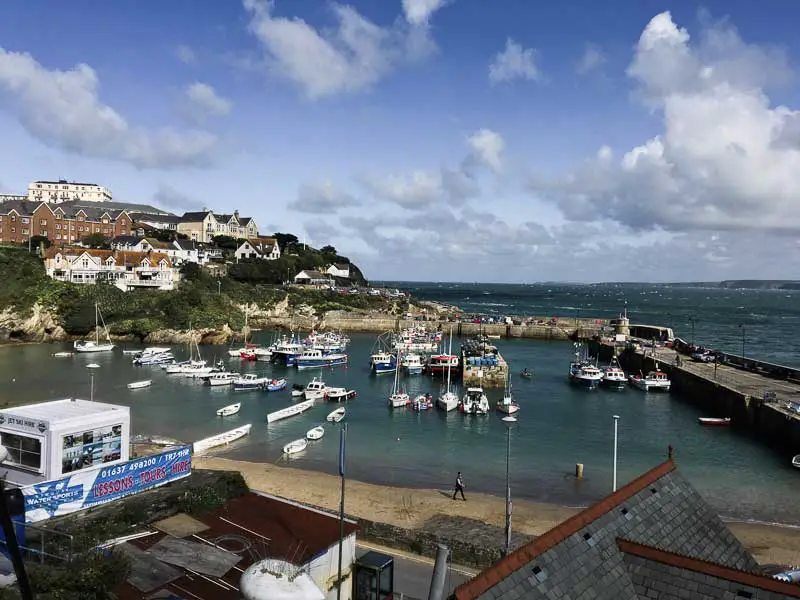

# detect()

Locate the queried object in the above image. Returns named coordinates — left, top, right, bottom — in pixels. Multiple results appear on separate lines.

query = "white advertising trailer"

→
left=0, top=399, right=130, bottom=487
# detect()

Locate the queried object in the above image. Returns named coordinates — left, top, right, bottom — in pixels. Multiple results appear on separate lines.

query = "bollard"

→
left=575, top=463, right=584, bottom=479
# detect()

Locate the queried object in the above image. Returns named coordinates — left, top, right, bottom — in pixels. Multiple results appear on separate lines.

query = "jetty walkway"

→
left=594, top=339, right=800, bottom=455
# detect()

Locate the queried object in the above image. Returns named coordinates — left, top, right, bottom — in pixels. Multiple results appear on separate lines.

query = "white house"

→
left=294, top=270, right=333, bottom=286
left=326, top=263, right=350, bottom=279
left=28, top=179, right=112, bottom=204
left=44, top=247, right=179, bottom=291
left=235, top=237, right=281, bottom=261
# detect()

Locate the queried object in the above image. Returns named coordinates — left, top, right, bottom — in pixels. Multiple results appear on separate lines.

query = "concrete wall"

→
left=603, top=343, right=800, bottom=455
left=308, top=532, right=356, bottom=600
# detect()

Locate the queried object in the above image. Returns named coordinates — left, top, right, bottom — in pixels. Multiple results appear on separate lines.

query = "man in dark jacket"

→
left=452, top=472, right=466, bottom=501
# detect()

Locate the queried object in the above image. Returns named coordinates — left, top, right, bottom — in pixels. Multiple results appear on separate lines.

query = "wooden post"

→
left=575, top=463, right=584, bottom=479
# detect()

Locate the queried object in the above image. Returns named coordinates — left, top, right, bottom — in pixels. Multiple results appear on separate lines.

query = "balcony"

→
left=126, top=279, right=169, bottom=287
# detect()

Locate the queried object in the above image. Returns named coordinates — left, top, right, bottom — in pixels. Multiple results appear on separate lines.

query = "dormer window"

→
left=105, top=257, right=115, bottom=266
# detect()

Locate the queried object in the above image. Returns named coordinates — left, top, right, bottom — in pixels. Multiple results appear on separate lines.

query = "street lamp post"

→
left=739, top=323, right=746, bottom=362
left=688, top=317, right=697, bottom=347
left=90, top=370, right=94, bottom=402
left=502, top=415, right=517, bottom=556
left=612, top=415, right=620, bottom=492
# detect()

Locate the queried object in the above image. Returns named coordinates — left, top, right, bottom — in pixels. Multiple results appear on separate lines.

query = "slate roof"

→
left=110, top=235, right=143, bottom=246
left=173, top=239, right=199, bottom=251
left=64, top=200, right=170, bottom=216
left=296, top=270, right=330, bottom=279
left=451, top=459, right=778, bottom=600
left=620, top=540, right=800, bottom=600
left=44, top=247, right=173, bottom=267
left=129, top=212, right=182, bottom=223
left=180, top=211, right=213, bottom=222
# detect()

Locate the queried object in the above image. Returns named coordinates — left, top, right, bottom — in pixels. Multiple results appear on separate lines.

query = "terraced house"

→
left=43, top=247, right=178, bottom=291
left=177, top=209, right=258, bottom=242
left=0, top=200, right=132, bottom=245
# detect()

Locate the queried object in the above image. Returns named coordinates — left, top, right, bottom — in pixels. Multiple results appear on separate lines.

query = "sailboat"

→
left=388, top=350, right=410, bottom=408
left=74, top=303, right=115, bottom=353
left=496, top=374, right=520, bottom=414
left=228, top=308, right=255, bottom=357
left=437, top=326, right=459, bottom=411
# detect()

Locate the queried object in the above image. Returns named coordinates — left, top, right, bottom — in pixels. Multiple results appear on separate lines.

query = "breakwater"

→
left=264, top=311, right=609, bottom=340
left=592, top=340, right=800, bottom=456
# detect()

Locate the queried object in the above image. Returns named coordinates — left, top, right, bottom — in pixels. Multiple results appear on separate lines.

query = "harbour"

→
left=4, top=322, right=800, bottom=527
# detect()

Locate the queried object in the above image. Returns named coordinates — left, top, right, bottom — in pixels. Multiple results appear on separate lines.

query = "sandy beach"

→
left=195, top=457, right=800, bottom=568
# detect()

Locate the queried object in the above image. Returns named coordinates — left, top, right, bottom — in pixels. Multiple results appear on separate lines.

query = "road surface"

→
left=356, top=541, right=476, bottom=600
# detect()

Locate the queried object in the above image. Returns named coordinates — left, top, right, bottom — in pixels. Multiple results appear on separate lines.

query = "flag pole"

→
left=336, top=423, right=347, bottom=600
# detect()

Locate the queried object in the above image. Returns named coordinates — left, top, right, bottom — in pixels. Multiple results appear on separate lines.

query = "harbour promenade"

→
left=593, top=338, right=800, bottom=455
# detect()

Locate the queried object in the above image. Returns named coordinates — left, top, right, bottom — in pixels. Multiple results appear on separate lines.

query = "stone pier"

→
left=462, top=351, right=509, bottom=389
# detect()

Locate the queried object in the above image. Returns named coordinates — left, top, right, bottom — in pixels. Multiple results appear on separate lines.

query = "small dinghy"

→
left=53, top=351, right=74, bottom=358
left=263, top=378, right=287, bottom=392
left=86, top=363, right=101, bottom=369
left=306, top=426, right=325, bottom=441
left=127, top=379, right=152, bottom=389
left=698, top=417, right=731, bottom=426
left=326, top=407, right=346, bottom=423
left=283, top=438, right=308, bottom=454
left=216, top=403, right=241, bottom=417
left=291, top=383, right=305, bottom=398
left=193, top=424, right=252, bottom=455
left=792, top=455, right=800, bottom=469
left=520, top=369, right=533, bottom=379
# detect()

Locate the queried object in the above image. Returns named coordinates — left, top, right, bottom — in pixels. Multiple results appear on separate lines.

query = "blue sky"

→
left=1, top=1, right=800, bottom=283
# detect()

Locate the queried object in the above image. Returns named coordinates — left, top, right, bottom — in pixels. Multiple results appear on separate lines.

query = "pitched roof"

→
left=45, top=247, right=172, bottom=267
left=0, top=200, right=44, bottom=215
left=64, top=200, right=169, bottom=216
left=128, top=212, right=182, bottom=223
left=451, top=459, right=762, bottom=600
left=619, top=539, right=800, bottom=599
left=332, top=263, right=349, bottom=270
left=180, top=211, right=213, bottom=222
left=110, top=235, right=143, bottom=246
left=296, top=270, right=329, bottom=279
left=173, top=239, right=198, bottom=250
left=238, top=216, right=253, bottom=226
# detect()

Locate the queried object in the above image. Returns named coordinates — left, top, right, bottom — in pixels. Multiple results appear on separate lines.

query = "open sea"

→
left=0, top=283, right=799, bottom=525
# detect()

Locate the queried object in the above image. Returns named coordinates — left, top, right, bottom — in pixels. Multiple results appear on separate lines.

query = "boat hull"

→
left=296, top=356, right=348, bottom=370
left=601, top=378, right=627, bottom=390
left=268, top=399, right=315, bottom=423
left=327, top=390, right=357, bottom=402
left=263, top=379, right=287, bottom=392
left=570, top=375, right=601, bottom=389
left=372, top=362, right=397, bottom=374
left=698, top=418, right=731, bottom=426
left=127, top=380, right=152, bottom=390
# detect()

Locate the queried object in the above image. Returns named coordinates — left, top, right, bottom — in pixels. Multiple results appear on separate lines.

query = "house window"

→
left=22, top=229, right=28, bottom=235
left=56, top=224, right=61, bottom=230
left=82, top=258, right=89, bottom=268
left=0, top=432, right=42, bottom=471
left=56, top=234, right=61, bottom=240
left=40, top=219, right=47, bottom=226
left=102, top=219, right=109, bottom=224
left=78, top=216, right=84, bottom=221
left=10, top=216, right=15, bottom=222
left=11, top=228, right=15, bottom=233
left=21, top=218, right=29, bottom=224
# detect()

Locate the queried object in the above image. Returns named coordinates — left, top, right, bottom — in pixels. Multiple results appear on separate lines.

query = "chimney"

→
left=234, top=210, right=239, bottom=219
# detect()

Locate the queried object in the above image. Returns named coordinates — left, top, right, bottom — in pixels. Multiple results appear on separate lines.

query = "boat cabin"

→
left=0, top=399, right=130, bottom=486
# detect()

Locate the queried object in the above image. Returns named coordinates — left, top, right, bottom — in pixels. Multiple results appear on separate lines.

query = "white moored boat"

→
left=602, top=359, right=627, bottom=390
left=53, top=352, right=74, bottom=358
left=267, top=399, right=315, bottom=423
left=461, top=387, right=490, bottom=415
left=127, top=379, right=152, bottom=390
left=233, top=373, right=270, bottom=391
left=496, top=376, right=519, bottom=415
left=216, top=403, right=241, bottom=417
left=74, top=303, right=115, bottom=353
left=326, top=407, right=346, bottom=423
left=206, top=372, right=237, bottom=386
left=437, top=326, right=459, bottom=412
left=306, top=426, right=325, bottom=440
left=303, top=377, right=329, bottom=400
left=326, top=387, right=357, bottom=402
left=629, top=365, right=671, bottom=392
left=283, top=438, right=308, bottom=454
left=193, top=424, right=252, bottom=455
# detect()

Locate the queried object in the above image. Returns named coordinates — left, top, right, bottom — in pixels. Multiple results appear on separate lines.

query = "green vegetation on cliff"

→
left=0, top=247, right=396, bottom=338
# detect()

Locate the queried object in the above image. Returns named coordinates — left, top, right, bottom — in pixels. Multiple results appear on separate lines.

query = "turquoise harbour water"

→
left=1, top=306, right=798, bottom=525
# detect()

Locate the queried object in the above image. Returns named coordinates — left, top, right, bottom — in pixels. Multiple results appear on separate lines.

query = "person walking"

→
left=452, top=471, right=466, bottom=501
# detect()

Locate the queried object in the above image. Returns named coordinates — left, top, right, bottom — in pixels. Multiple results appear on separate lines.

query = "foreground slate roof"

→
left=451, top=458, right=800, bottom=600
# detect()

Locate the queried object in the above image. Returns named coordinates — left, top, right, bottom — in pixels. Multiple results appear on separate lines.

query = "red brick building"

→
left=0, top=200, right=132, bottom=245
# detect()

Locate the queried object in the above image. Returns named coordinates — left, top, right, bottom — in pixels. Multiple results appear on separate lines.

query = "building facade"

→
left=177, top=209, right=258, bottom=242
left=327, top=263, right=350, bottom=278
left=0, top=201, right=132, bottom=245
left=28, top=180, right=112, bottom=204
left=234, top=237, right=281, bottom=261
left=44, top=247, right=178, bottom=291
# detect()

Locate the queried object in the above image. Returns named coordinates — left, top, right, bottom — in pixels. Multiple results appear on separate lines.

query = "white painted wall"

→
left=305, top=532, right=356, bottom=600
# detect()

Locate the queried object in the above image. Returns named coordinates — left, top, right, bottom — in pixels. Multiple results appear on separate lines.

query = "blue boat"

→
left=262, top=378, right=287, bottom=392
left=370, top=352, right=397, bottom=374
left=295, top=349, right=349, bottom=370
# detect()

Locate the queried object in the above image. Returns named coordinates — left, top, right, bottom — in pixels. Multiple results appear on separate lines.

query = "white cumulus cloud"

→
left=533, top=11, right=800, bottom=234
left=0, top=47, right=218, bottom=169
left=489, top=38, right=539, bottom=84
left=176, top=45, right=196, bottom=64
left=401, top=0, right=449, bottom=26
left=467, top=129, right=504, bottom=173
left=243, top=0, right=444, bottom=99
left=289, top=181, right=361, bottom=213
left=182, top=82, right=232, bottom=122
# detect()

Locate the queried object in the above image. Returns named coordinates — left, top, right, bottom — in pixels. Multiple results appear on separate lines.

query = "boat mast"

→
left=95, top=303, right=100, bottom=344
left=446, top=325, right=453, bottom=394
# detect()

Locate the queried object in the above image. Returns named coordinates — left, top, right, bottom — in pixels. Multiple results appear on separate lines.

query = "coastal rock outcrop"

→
left=0, top=304, right=67, bottom=342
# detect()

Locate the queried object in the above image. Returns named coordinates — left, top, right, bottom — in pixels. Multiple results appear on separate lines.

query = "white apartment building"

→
left=28, top=180, right=112, bottom=204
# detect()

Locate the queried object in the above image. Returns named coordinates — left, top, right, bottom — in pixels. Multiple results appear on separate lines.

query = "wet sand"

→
left=195, top=457, right=800, bottom=568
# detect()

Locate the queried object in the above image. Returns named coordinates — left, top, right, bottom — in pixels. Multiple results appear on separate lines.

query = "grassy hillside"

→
left=0, top=247, right=397, bottom=337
